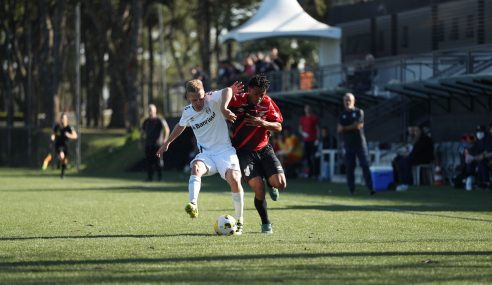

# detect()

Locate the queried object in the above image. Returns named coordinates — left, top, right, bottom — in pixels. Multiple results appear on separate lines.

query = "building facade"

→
left=326, top=0, right=492, bottom=61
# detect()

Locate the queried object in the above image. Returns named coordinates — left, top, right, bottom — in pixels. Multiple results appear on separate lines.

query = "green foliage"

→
left=79, top=130, right=142, bottom=176
left=0, top=168, right=491, bottom=284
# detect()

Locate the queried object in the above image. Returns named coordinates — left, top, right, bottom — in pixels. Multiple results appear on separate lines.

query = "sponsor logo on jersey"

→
left=191, top=111, right=216, bottom=130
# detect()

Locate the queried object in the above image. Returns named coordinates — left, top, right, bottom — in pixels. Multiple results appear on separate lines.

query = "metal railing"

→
left=264, top=44, right=492, bottom=97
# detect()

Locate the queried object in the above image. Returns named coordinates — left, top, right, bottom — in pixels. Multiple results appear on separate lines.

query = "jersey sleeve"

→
left=178, top=106, right=192, bottom=127
left=266, top=99, right=283, bottom=123
left=208, top=90, right=222, bottom=104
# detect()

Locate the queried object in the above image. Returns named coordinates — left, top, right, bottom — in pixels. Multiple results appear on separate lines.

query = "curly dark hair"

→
left=248, top=74, right=270, bottom=91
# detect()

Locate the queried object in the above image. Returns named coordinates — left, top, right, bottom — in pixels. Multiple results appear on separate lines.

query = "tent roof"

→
left=221, top=0, right=341, bottom=43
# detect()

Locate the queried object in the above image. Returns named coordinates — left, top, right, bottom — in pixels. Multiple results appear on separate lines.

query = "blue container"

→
left=370, top=166, right=394, bottom=192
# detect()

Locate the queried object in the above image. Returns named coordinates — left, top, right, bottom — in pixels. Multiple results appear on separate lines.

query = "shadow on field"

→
left=282, top=204, right=492, bottom=222
left=0, top=233, right=211, bottom=241
left=5, top=185, right=188, bottom=193
left=0, top=251, right=491, bottom=269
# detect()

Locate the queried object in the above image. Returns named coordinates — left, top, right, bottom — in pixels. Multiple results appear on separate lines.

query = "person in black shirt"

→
left=142, top=104, right=170, bottom=181
left=337, top=93, right=374, bottom=195
left=51, top=113, right=78, bottom=178
left=392, top=125, right=434, bottom=191
left=465, top=125, right=492, bottom=190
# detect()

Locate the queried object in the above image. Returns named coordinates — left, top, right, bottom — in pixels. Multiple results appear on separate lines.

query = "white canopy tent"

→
left=220, top=0, right=342, bottom=66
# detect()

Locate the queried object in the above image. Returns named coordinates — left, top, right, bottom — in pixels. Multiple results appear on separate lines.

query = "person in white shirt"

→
left=156, top=79, right=245, bottom=234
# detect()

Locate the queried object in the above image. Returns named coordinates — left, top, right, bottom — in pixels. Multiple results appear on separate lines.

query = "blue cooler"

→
left=370, top=166, right=393, bottom=192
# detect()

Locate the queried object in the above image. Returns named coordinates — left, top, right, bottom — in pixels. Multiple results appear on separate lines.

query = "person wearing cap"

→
left=464, top=125, right=492, bottom=190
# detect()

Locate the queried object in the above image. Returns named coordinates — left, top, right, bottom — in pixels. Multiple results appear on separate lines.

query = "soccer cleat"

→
left=185, top=202, right=199, bottom=218
left=269, top=187, right=279, bottom=201
left=261, top=223, right=273, bottom=234
left=235, top=222, right=243, bottom=235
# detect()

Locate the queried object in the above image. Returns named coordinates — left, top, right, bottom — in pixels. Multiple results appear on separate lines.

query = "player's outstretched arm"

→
left=229, top=81, right=244, bottom=96
left=162, top=119, right=170, bottom=142
left=156, top=124, right=186, bottom=158
left=221, top=87, right=237, bottom=123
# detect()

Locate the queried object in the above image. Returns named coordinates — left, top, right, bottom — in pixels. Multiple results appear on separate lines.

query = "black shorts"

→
left=54, top=144, right=69, bottom=157
left=237, top=144, right=284, bottom=182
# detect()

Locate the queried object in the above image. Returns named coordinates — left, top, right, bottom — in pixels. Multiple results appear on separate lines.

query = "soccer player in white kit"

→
left=156, top=79, right=245, bottom=234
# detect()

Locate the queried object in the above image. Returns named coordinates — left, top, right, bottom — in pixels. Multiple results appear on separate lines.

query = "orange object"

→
left=433, top=162, right=444, bottom=186
left=299, top=71, right=313, bottom=90
left=42, top=154, right=52, bottom=170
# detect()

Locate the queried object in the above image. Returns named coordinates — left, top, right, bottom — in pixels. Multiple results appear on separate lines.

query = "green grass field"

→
left=1, top=168, right=491, bottom=284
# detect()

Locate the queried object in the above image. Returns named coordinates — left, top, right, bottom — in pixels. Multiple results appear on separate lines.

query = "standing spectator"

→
left=270, top=48, right=284, bottom=71
left=255, top=52, right=267, bottom=74
left=243, top=55, right=256, bottom=77
left=298, top=104, right=320, bottom=178
left=228, top=74, right=287, bottom=234
left=337, top=93, right=374, bottom=195
left=142, top=104, right=170, bottom=181
left=392, top=125, right=434, bottom=191
left=51, top=113, right=78, bottom=179
left=191, top=67, right=211, bottom=92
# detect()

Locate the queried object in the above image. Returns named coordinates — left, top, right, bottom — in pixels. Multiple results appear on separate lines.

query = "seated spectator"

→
left=276, top=127, right=303, bottom=178
left=318, top=127, right=338, bottom=150
left=464, top=125, right=492, bottom=190
left=316, top=127, right=338, bottom=180
left=450, top=132, right=476, bottom=189
left=392, top=125, right=434, bottom=191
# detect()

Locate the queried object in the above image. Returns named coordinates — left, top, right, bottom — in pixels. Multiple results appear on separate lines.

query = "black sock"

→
left=61, top=163, right=66, bottom=177
left=254, top=197, right=270, bottom=224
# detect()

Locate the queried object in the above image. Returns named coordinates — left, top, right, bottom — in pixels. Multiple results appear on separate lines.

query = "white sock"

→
left=231, top=191, right=244, bottom=223
left=189, top=175, right=201, bottom=205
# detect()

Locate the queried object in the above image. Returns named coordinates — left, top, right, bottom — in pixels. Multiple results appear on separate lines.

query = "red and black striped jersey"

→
left=228, top=93, right=283, bottom=151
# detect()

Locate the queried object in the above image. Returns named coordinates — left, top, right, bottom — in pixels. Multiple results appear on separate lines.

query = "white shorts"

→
left=190, top=146, right=241, bottom=180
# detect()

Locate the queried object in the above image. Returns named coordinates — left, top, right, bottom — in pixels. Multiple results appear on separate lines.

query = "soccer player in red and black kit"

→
left=228, top=74, right=287, bottom=234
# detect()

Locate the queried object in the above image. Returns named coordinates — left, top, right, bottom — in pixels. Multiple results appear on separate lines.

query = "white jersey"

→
left=179, top=90, right=232, bottom=154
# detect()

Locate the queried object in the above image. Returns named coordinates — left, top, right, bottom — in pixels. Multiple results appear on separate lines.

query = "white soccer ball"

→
left=214, top=214, right=237, bottom=236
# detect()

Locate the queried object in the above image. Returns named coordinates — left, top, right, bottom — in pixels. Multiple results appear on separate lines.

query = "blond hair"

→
left=185, top=79, right=204, bottom=94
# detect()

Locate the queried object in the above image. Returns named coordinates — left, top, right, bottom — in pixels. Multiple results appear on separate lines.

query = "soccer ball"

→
left=214, top=214, right=237, bottom=236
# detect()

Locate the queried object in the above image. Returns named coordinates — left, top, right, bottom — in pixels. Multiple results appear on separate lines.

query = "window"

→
left=401, top=26, right=408, bottom=48
left=465, top=15, right=474, bottom=38
left=378, top=30, right=385, bottom=52
left=449, top=17, right=459, bottom=40
left=437, top=20, right=445, bottom=42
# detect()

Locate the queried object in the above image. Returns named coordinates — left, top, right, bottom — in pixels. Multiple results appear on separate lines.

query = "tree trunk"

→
left=147, top=23, right=153, bottom=106
left=126, top=0, right=141, bottom=128
left=198, top=0, right=211, bottom=77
